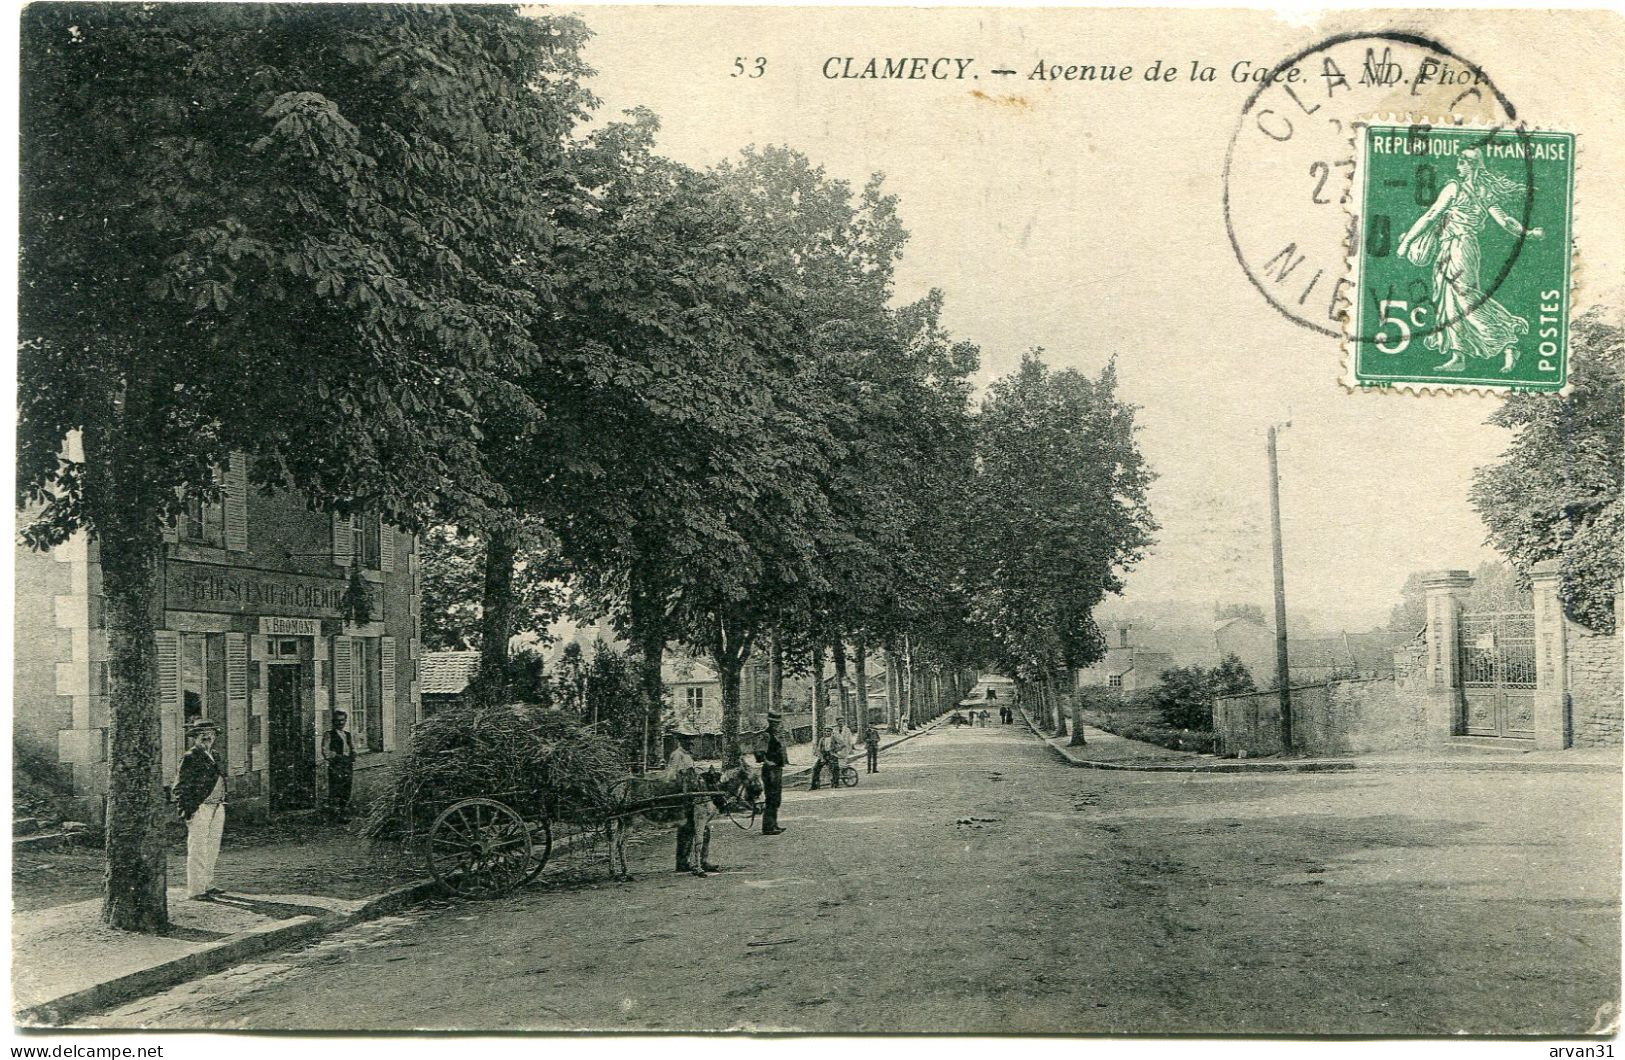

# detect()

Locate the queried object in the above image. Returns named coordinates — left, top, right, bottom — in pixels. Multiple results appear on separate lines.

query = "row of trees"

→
left=19, top=5, right=1154, bottom=932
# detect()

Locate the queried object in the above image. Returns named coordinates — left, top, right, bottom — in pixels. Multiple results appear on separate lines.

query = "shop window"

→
left=181, top=632, right=226, bottom=760
left=352, top=637, right=384, bottom=752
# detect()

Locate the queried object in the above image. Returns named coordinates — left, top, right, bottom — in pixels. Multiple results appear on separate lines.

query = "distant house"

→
left=1215, top=615, right=1411, bottom=685
left=1076, top=625, right=1177, bottom=692
left=418, top=650, right=482, bottom=715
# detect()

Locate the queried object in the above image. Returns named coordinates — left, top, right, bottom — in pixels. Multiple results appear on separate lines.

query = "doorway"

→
left=268, top=661, right=316, bottom=811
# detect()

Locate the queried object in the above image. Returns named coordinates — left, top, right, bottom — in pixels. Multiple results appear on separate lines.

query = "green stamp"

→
left=1347, top=123, right=1574, bottom=392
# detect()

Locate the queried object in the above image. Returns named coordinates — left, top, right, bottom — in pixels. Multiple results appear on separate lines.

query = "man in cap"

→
left=324, top=709, right=358, bottom=821
left=174, top=720, right=228, bottom=899
left=759, top=711, right=788, bottom=834
left=809, top=726, right=839, bottom=790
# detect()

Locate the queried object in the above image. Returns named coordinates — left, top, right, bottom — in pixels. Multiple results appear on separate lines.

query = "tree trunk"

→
left=831, top=639, right=850, bottom=728
left=627, top=558, right=668, bottom=772
left=811, top=645, right=827, bottom=740
left=88, top=383, right=170, bottom=932
left=854, top=636, right=869, bottom=728
left=474, top=525, right=519, bottom=707
left=1069, top=690, right=1088, bottom=747
left=716, top=649, right=745, bottom=769
left=769, top=632, right=783, bottom=715
left=884, top=646, right=898, bottom=728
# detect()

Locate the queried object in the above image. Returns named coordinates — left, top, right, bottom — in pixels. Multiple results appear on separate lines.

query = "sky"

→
left=561, top=6, right=1625, bottom=631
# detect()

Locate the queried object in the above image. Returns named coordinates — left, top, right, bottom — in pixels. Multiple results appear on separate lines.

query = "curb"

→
left=1020, top=711, right=1617, bottom=775
left=17, top=876, right=450, bottom=1027
left=18, top=718, right=959, bottom=1025
left=1018, top=709, right=1360, bottom=774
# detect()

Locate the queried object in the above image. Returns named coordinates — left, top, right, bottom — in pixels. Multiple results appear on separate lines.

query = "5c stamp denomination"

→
left=1346, top=122, right=1575, bottom=392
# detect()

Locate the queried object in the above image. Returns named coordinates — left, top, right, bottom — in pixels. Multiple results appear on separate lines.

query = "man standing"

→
left=760, top=712, right=788, bottom=834
left=809, top=726, right=839, bottom=789
left=175, top=720, right=228, bottom=899
left=666, top=738, right=717, bottom=876
left=863, top=720, right=881, bottom=774
left=835, top=717, right=855, bottom=759
left=324, top=709, right=357, bottom=822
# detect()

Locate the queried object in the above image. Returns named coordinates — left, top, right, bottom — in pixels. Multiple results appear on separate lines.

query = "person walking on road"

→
left=863, top=721, right=881, bottom=774
left=323, top=709, right=357, bottom=821
left=175, top=720, right=228, bottom=899
left=809, top=726, right=840, bottom=790
left=760, top=712, right=788, bottom=834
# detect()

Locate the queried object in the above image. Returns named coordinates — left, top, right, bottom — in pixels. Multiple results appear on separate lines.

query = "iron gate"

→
left=1459, top=610, right=1536, bottom=739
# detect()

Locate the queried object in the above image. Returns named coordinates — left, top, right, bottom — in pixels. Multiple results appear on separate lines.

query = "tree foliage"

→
left=1153, top=655, right=1256, bottom=731
left=1471, top=307, right=1623, bottom=633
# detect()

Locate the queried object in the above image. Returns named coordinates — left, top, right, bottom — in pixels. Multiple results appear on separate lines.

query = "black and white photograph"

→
left=10, top=1, right=1624, bottom=1045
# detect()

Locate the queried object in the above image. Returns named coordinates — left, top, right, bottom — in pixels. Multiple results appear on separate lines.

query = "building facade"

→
left=1075, top=625, right=1176, bottom=692
left=15, top=452, right=421, bottom=823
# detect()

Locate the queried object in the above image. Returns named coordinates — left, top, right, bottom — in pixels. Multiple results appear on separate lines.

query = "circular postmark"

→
left=1223, top=31, right=1535, bottom=342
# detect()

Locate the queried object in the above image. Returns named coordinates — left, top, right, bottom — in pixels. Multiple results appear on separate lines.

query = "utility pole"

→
left=1267, top=423, right=1293, bottom=750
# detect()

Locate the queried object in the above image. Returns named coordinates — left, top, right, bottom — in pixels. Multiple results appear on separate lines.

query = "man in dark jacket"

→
left=324, top=710, right=357, bottom=821
left=759, top=712, right=788, bottom=834
left=175, top=720, right=228, bottom=899
left=863, top=721, right=881, bottom=774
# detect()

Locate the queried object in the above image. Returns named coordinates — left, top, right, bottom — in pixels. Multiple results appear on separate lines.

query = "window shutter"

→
left=225, top=632, right=249, bottom=774
left=379, top=524, right=395, bottom=572
left=332, top=637, right=353, bottom=714
left=155, top=631, right=181, bottom=783
left=224, top=453, right=249, bottom=551
left=380, top=637, right=397, bottom=751
left=333, top=513, right=354, bottom=566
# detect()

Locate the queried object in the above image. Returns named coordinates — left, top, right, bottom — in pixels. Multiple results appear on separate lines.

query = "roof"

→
left=419, top=651, right=481, bottom=695
left=1342, top=632, right=1412, bottom=671
left=662, top=656, right=720, bottom=685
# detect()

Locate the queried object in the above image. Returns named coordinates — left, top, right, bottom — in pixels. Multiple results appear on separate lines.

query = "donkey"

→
left=602, top=763, right=761, bottom=880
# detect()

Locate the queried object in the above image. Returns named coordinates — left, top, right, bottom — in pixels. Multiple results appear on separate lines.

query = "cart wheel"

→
left=426, top=798, right=533, bottom=898
left=522, top=816, right=553, bottom=884
left=840, top=765, right=860, bottom=787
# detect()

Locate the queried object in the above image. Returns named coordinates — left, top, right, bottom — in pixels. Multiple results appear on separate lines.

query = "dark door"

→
left=1460, top=611, right=1537, bottom=739
left=268, top=665, right=316, bottom=811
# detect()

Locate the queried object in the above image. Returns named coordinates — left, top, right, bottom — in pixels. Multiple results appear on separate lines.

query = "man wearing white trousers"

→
left=175, top=720, right=228, bottom=899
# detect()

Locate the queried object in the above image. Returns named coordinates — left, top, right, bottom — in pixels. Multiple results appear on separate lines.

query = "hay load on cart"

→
left=366, top=703, right=628, bottom=897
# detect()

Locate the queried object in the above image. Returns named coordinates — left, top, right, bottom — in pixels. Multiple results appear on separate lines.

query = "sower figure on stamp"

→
left=324, top=709, right=357, bottom=822
left=760, top=712, right=788, bottom=834
left=175, top=720, right=228, bottom=899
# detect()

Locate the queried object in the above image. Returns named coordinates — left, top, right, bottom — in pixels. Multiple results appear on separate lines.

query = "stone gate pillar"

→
left=1530, top=559, right=1570, bottom=750
left=1421, top=570, right=1473, bottom=742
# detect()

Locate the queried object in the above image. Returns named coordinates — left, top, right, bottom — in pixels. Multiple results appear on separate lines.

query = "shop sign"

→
left=167, top=561, right=346, bottom=619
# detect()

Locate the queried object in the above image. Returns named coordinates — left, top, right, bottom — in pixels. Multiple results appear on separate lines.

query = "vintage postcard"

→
left=10, top=2, right=1623, bottom=1048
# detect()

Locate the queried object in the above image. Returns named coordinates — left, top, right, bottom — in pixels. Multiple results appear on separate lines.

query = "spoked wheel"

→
left=840, top=765, right=860, bottom=787
left=426, top=798, right=533, bottom=898
left=521, top=816, right=553, bottom=884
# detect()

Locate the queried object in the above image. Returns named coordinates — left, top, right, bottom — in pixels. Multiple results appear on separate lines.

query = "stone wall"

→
left=1567, top=618, right=1623, bottom=748
left=1214, top=675, right=1437, bottom=757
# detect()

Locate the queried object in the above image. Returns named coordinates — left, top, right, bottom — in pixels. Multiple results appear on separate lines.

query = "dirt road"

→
left=93, top=722, right=1620, bottom=1034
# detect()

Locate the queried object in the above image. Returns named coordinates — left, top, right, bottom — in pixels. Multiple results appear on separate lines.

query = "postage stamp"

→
left=1345, top=121, right=1575, bottom=393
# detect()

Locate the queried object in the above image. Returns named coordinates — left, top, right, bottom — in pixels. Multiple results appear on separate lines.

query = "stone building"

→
left=15, top=451, right=421, bottom=822
left=1075, top=624, right=1177, bottom=692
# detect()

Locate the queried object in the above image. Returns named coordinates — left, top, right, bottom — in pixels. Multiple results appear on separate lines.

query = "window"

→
left=182, top=473, right=226, bottom=547
left=352, top=637, right=384, bottom=752
left=685, top=686, right=705, bottom=713
left=181, top=632, right=226, bottom=757
left=1107, top=674, right=1123, bottom=688
left=353, top=514, right=381, bottom=570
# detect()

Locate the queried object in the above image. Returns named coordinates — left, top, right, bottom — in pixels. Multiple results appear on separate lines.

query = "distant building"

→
left=1215, top=615, right=1412, bottom=686
left=1076, top=624, right=1177, bottom=692
left=418, top=650, right=481, bottom=714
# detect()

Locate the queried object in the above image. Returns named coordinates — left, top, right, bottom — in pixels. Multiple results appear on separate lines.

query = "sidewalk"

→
left=14, top=714, right=956, bottom=1026
left=1023, top=712, right=1621, bottom=775
left=13, top=819, right=433, bottom=1025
